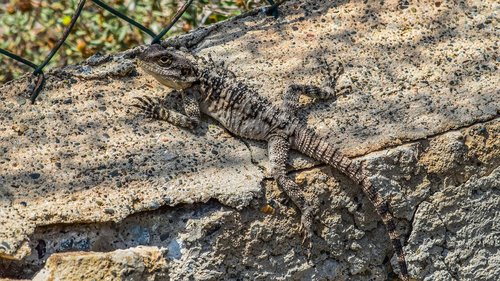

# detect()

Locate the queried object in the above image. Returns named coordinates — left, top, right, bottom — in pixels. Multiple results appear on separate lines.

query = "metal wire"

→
left=267, top=0, right=288, bottom=16
left=0, top=0, right=285, bottom=103
left=92, top=0, right=157, bottom=38
left=0, top=49, right=38, bottom=69
left=152, top=0, right=195, bottom=44
left=34, top=0, right=87, bottom=75
left=266, top=0, right=279, bottom=18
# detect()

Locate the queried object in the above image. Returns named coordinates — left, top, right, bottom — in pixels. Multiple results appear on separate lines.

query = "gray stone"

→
left=0, top=0, right=498, bottom=280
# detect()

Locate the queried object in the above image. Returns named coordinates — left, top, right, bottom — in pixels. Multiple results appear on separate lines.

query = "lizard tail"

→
left=292, top=127, right=409, bottom=280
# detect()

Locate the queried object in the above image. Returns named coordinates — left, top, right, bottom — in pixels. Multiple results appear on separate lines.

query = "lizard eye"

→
left=159, top=56, right=172, bottom=65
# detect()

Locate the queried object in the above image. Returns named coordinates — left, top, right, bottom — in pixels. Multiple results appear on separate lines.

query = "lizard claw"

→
left=132, top=96, right=152, bottom=109
left=299, top=210, right=314, bottom=259
left=317, top=57, right=343, bottom=80
left=132, top=96, right=162, bottom=119
left=332, top=62, right=345, bottom=78
left=335, top=84, right=352, bottom=97
left=329, top=63, right=353, bottom=97
left=317, top=59, right=352, bottom=98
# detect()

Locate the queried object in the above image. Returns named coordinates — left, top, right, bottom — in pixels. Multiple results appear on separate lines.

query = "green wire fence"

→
left=0, top=0, right=283, bottom=103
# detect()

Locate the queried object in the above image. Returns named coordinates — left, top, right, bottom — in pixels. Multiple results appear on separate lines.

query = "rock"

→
left=31, top=246, right=168, bottom=281
left=0, top=0, right=498, bottom=280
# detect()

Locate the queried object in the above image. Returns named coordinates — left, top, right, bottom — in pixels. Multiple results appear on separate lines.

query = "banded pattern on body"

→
left=292, top=127, right=408, bottom=278
left=133, top=44, right=409, bottom=281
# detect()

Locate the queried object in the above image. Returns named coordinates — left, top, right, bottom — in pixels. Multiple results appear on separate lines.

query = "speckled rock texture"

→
left=0, top=0, right=498, bottom=280
left=31, top=246, right=168, bottom=281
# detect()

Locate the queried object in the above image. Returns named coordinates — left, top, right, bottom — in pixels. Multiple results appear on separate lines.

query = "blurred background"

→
left=0, top=0, right=268, bottom=83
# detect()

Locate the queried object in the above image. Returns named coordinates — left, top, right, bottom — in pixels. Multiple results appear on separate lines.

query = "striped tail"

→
left=292, top=127, right=409, bottom=280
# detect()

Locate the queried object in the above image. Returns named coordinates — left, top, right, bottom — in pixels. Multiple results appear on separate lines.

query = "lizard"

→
left=132, top=44, right=409, bottom=281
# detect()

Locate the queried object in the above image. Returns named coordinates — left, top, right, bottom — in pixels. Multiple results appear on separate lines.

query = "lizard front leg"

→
left=282, top=61, right=351, bottom=114
left=180, top=88, right=201, bottom=128
left=133, top=88, right=201, bottom=129
left=268, top=134, right=318, bottom=253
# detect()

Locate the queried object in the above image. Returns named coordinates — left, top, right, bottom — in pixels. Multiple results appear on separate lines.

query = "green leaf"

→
left=118, top=28, right=128, bottom=42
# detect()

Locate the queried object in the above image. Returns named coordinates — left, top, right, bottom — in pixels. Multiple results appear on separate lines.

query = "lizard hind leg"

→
left=268, top=134, right=318, bottom=255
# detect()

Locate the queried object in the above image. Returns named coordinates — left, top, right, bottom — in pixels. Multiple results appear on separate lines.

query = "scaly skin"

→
left=133, top=44, right=409, bottom=280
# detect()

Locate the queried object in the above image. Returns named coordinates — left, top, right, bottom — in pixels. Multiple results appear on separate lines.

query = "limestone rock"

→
left=31, top=246, right=168, bottom=281
left=0, top=0, right=498, bottom=280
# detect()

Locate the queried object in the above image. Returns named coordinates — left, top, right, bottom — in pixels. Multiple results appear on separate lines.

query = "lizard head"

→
left=137, top=44, right=198, bottom=90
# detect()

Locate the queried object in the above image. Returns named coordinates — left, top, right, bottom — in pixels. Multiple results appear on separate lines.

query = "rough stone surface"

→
left=0, top=0, right=499, bottom=280
left=31, top=246, right=168, bottom=281
left=0, top=63, right=263, bottom=260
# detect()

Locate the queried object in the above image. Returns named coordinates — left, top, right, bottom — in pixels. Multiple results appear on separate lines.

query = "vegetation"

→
left=0, top=0, right=267, bottom=83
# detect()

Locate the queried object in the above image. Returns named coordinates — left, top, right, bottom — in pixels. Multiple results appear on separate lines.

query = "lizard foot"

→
left=318, top=59, right=352, bottom=97
left=328, top=63, right=352, bottom=97
left=326, top=60, right=345, bottom=81
left=132, top=96, right=164, bottom=119
left=132, top=96, right=198, bottom=129
left=298, top=207, right=315, bottom=259
left=335, top=84, right=352, bottom=97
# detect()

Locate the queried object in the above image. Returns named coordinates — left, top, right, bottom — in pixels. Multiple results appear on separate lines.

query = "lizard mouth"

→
left=138, top=60, right=193, bottom=90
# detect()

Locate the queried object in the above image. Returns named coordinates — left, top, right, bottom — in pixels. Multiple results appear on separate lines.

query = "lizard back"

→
left=197, top=66, right=302, bottom=140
